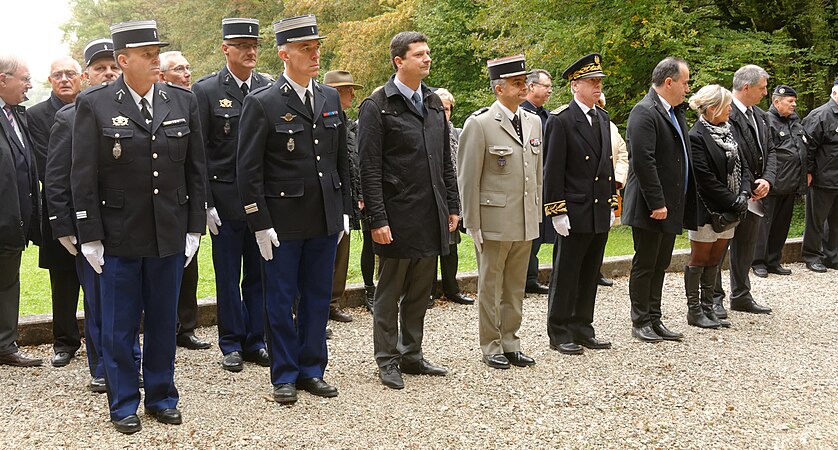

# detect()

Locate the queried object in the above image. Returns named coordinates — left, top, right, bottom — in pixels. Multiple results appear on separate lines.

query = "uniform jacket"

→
left=0, top=103, right=40, bottom=254
left=766, top=106, right=807, bottom=195
left=729, top=103, right=776, bottom=189
left=237, top=75, right=351, bottom=240
left=686, top=120, right=753, bottom=229
left=357, top=75, right=460, bottom=259
left=192, top=67, right=272, bottom=221
left=802, top=97, right=838, bottom=190
left=622, top=88, right=695, bottom=234
left=458, top=101, right=543, bottom=242
left=26, top=92, right=74, bottom=270
left=543, top=101, right=617, bottom=234
left=44, top=103, right=77, bottom=240
left=71, top=77, right=207, bottom=257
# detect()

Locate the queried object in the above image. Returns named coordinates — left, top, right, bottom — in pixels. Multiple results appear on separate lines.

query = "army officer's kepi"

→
left=223, top=18, right=259, bottom=39
left=110, top=20, right=168, bottom=50
left=773, top=85, right=797, bottom=97
left=83, top=38, right=114, bottom=67
left=274, top=14, right=324, bottom=46
left=562, top=53, right=606, bottom=81
left=487, top=54, right=528, bottom=80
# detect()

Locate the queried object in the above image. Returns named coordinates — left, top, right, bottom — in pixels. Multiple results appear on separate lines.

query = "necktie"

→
left=669, top=107, right=689, bottom=192
left=304, top=90, right=313, bottom=116
left=511, top=114, right=523, bottom=142
left=746, top=107, right=762, bottom=150
left=140, top=98, right=152, bottom=124
left=588, top=109, right=602, bottom=150
left=240, top=83, right=249, bottom=97
left=412, top=91, right=424, bottom=117
left=3, top=105, right=24, bottom=148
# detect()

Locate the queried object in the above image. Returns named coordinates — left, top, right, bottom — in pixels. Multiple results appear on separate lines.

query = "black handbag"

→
left=708, top=210, right=741, bottom=233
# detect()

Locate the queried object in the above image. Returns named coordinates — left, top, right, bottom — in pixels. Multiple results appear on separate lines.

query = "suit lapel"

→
left=571, top=102, right=599, bottom=156
left=312, top=82, right=326, bottom=123
left=221, top=68, right=244, bottom=104
left=277, top=75, right=312, bottom=121
left=699, top=123, right=727, bottom=178
left=521, top=109, right=534, bottom=147
left=114, top=78, right=150, bottom=130
left=0, top=109, right=29, bottom=166
left=151, top=83, right=172, bottom=135
left=493, top=104, right=521, bottom=144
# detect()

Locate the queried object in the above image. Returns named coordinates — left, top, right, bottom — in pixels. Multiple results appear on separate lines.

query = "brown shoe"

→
left=0, top=351, right=43, bottom=367
left=329, top=307, right=353, bottom=323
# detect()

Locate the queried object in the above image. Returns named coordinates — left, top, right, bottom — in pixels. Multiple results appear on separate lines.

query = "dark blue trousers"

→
left=100, top=253, right=183, bottom=420
left=263, top=234, right=337, bottom=385
left=76, top=256, right=141, bottom=379
left=211, top=220, right=265, bottom=355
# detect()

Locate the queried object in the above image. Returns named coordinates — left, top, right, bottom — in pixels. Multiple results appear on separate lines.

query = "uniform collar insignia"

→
left=159, top=90, right=169, bottom=101
left=280, top=83, right=291, bottom=93
left=219, top=98, right=233, bottom=108
left=115, top=89, right=125, bottom=102
left=281, top=113, right=296, bottom=122
left=112, top=116, right=129, bottom=126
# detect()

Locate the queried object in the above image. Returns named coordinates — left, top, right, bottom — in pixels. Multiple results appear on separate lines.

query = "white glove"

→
left=58, top=235, right=78, bottom=256
left=552, top=215, right=571, bottom=237
left=467, top=228, right=483, bottom=253
left=81, top=240, right=104, bottom=274
left=184, top=233, right=201, bottom=267
left=610, top=210, right=616, bottom=227
left=207, top=207, right=222, bottom=235
left=255, top=228, right=280, bottom=261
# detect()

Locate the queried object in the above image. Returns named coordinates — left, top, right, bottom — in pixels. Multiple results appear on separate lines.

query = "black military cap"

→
left=487, top=54, right=528, bottom=80
left=83, top=38, right=115, bottom=67
left=772, top=85, right=797, bottom=97
left=562, top=53, right=606, bottom=81
left=110, top=20, right=168, bottom=50
left=223, top=18, right=259, bottom=40
left=273, top=15, right=324, bottom=46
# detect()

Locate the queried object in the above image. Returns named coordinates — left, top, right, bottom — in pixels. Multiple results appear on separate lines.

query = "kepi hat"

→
left=110, top=20, right=168, bottom=50
left=222, top=18, right=259, bottom=40
left=83, top=38, right=115, bottom=67
left=562, top=53, right=606, bottom=81
left=487, top=54, right=528, bottom=80
left=274, top=15, right=324, bottom=46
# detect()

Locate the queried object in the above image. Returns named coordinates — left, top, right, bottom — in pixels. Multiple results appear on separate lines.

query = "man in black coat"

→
left=237, top=15, right=350, bottom=405
left=753, top=85, right=807, bottom=276
left=358, top=32, right=460, bottom=390
left=0, top=54, right=42, bottom=368
left=543, top=53, right=617, bottom=354
left=622, top=57, right=693, bottom=343
left=192, top=18, right=272, bottom=371
left=801, top=80, right=838, bottom=272
left=712, top=64, right=774, bottom=316
left=26, top=56, right=83, bottom=368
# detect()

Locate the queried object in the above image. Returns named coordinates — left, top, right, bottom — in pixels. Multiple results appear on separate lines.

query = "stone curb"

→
left=16, top=237, right=803, bottom=346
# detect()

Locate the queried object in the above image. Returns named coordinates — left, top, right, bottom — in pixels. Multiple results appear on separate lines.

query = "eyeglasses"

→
left=165, top=65, right=191, bottom=74
left=531, top=81, right=553, bottom=89
left=4, top=72, right=32, bottom=84
left=226, top=43, right=259, bottom=51
left=50, top=70, right=79, bottom=80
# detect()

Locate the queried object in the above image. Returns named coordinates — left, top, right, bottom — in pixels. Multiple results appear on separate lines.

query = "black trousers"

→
left=526, top=238, right=542, bottom=284
left=360, top=227, right=376, bottom=287
left=802, top=187, right=838, bottom=266
left=753, top=193, right=796, bottom=270
left=714, top=211, right=761, bottom=303
left=177, top=250, right=199, bottom=337
left=0, top=251, right=22, bottom=355
left=50, top=267, right=82, bottom=353
left=629, top=227, right=676, bottom=328
left=547, top=231, right=608, bottom=344
left=435, top=243, right=460, bottom=297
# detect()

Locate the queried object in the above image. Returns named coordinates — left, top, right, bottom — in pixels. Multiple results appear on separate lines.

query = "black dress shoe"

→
left=0, top=351, right=43, bottom=367
left=631, top=326, right=663, bottom=343
left=503, top=351, right=536, bottom=367
left=597, top=276, right=614, bottom=287
left=806, top=262, right=828, bottom=273
left=329, top=307, right=353, bottom=323
left=51, top=351, right=74, bottom=367
left=222, top=351, right=244, bottom=372
left=751, top=267, right=768, bottom=278
left=575, top=337, right=612, bottom=349
left=379, top=364, right=404, bottom=389
left=112, top=414, right=141, bottom=434
left=483, top=354, right=510, bottom=369
left=297, top=377, right=338, bottom=397
left=148, top=408, right=182, bottom=425
left=89, top=377, right=107, bottom=393
left=766, top=265, right=792, bottom=275
left=176, top=334, right=212, bottom=350
left=730, top=298, right=772, bottom=314
left=652, top=322, right=684, bottom=341
left=400, top=358, right=448, bottom=376
left=273, top=383, right=298, bottom=404
left=447, top=293, right=475, bottom=305
left=550, top=342, right=584, bottom=355
left=525, top=282, right=549, bottom=294
left=243, top=348, right=270, bottom=367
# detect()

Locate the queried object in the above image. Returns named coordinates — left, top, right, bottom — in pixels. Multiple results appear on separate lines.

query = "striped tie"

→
left=3, top=105, right=23, bottom=148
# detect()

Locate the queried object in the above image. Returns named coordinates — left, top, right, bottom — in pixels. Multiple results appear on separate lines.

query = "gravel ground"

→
left=0, top=262, right=836, bottom=449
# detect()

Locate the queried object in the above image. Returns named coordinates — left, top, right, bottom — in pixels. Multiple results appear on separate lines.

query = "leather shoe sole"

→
left=482, top=354, right=510, bottom=369
left=176, top=334, right=212, bottom=350
left=112, top=415, right=141, bottom=434
left=51, top=351, right=74, bottom=367
left=597, top=277, right=614, bottom=287
left=329, top=308, right=353, bottom=322
left=148, top=408, right=182, bottom=425
left=503, top=352, right=536, bottom=367
left=806, top=262, right=828, bottom=273
left=730, top=301, right=772, bottom=314
left=632, top=326, right=663, bottom=343
left=0, top=351, right=44, bottom=367
left=379, top=366, right=405, bottom=389
left=400, top=360, right=448, bottom=376
left=652, top=324, right=684, bottom=341
left=575, top=337, right=612, bottom=349
left=221, top=351, right=244, bottom=372
left=243, top=348, right=270, bottom=367
left=550, top=343, right=584, bottom=355
left=751, top=267, right=768, bottom=278
left=766, top=266, right=791, bottom=275
left=89, top=377, right=107, bottom=393
left=447, top=293, right=475, bottom=305
left=273, top=383, right=298, bottom=404
left=297, top=377, right=338, bottom=398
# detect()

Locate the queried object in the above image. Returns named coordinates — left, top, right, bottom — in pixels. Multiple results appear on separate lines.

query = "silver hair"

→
left=0, top=53, right=26, bottom=76
left=49, top=56, right=81, bottom=77
left=526, top=69, right=551, bottom=85
left=732, top=65, right=770, bottom=91
left=490, top=78, right=506, bottom=94
left=435, top=87, right=454, bottom=106
left=159, top=51, right=185, bottom=72
left=688, top=84, right=732, bottom=121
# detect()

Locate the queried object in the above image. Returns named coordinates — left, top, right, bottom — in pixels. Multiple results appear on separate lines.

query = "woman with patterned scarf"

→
left=685, top=85, right=752, bottom=329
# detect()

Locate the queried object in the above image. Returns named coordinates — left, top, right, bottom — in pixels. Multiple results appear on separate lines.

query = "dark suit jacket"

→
left=357, top=75, right=460, bottom=259
left=728, top=103, right=776, bottom=189
left=45, top=103, right=77, bottom=240
left=192, top=67, right=272, bottom=221
left=0, top=103, right=39, bottom=253
left=802, top=98, right=838, bottom=189
left=71, top=77, right=207, bottom=257
left=26, top=93, right=75, bottom=270
left=543, top=101, right=617, bottom=234
left=622, top=88, right=695, bottom=234
left=686, top=120, right=753, bottom=228
left=237, top=75, right=351, bottom=240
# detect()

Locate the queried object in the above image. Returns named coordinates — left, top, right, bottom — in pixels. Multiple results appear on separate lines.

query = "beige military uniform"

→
left=458, top=101, right=543, bottom=355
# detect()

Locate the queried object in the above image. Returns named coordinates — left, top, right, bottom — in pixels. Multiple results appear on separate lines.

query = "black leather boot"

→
left=364, top=285, right=375, bottom=313
left=700, top=266, right=730, bottom=327
left=685, top=266, right=719, bottom=328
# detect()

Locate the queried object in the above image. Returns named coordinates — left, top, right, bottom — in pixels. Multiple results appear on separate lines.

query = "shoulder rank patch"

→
left=219, top=98, right=233, bottom=108
left=471, top=107, right=490, bottom=117
left=550, top=104, right=570, bottom=115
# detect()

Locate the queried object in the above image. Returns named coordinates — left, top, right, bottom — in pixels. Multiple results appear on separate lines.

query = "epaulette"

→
left=471, top=107, right=490, bottom=117
left=164, top=81, right=192, bottom=93
left=249, top=84, right=272, bottom=96
left=550, top=104, right=570, bottom=115
left=81, top=83, right=108, bottom=95
left=596, top=105, right=609, bottom=115
left=194, top=72, right=217, bottom=85
left=57, top=103, right=76, bottom=113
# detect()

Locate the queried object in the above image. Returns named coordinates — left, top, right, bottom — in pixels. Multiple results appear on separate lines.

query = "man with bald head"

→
left=26, top=55, right=84, bottom=367
left=159, top=51, right=192, bottom=89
